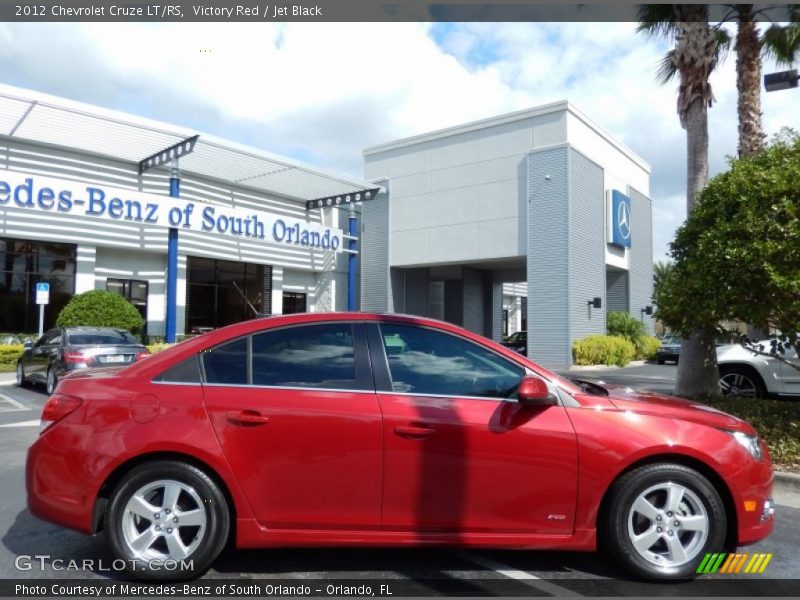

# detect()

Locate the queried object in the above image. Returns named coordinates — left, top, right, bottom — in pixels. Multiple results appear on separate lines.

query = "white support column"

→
left=271, top=267, right=284, bottom=314
left=176, top=255, right=187, bottom=336
left=75, top=245, right=96, bottom=293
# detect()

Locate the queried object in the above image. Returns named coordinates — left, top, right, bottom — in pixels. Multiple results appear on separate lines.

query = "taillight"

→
left=40, top=393, right=82, bottom=433
left=64, top=351, right=93, bottom=367
left=135, top=351, right=150, bottom=361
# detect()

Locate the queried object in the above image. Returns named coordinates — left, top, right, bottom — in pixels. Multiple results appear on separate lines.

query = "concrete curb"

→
left=775, top=471, right=800, bottom=493
left=567, top=360, right=649, bottom=371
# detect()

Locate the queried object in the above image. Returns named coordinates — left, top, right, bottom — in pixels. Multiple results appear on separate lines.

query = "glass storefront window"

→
left=186, top=257, right=265, bottom=333
left=0, top=237, right=76, bottom=333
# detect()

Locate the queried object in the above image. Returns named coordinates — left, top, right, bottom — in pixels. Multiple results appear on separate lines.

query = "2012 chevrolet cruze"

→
left=26, top=313, right=774, bottom=580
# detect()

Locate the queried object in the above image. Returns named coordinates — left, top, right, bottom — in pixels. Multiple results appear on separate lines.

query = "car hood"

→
left=598, top=384, right=755, bottom=434
left=659, top=343, right=681, bottom=351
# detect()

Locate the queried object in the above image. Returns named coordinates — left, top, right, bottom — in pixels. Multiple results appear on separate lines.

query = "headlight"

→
left=725, top=430, right=763, bottom=461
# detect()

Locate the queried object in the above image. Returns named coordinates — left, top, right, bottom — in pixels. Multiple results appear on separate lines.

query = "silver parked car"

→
left=717, top=341, right=799, bottom=399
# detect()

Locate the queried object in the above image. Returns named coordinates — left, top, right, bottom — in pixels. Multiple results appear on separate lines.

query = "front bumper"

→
left=731, top=445, right=775, bottom=546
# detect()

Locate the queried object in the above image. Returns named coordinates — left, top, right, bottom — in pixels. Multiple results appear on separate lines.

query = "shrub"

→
left=0, top=344, right=23, bottom=367
left=607, top=310, right=646, bottom=343
left=573, top=335, right=636, bottom=367
left=147, top=343, right=173, bottom=354
left=636, top=335, right=662, bottom=361
left=56, top=290, right=144, bottom=334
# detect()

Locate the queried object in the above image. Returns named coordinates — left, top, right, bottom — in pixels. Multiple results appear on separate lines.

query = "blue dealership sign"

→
left=609, top=190, right=631, bottom=248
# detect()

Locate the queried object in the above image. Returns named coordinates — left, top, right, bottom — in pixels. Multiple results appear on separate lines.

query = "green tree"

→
left=57, top=289, right=145, bottom=334
left=638, top=5, right=721, bottom=398
left=655, top=130, right=800, bottom=372
left=653, top=260, right=674, bottom=297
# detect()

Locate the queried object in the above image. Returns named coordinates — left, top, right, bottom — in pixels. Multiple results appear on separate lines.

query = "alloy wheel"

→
left=121, top=479, right=207, bottom=562
left=627, top=482, right=709, bottom=568
left=16, top=363, right=24, bottom=386
left=46, top=368, right=57, bottom=395
left=719, top=372, right=757, bottom=398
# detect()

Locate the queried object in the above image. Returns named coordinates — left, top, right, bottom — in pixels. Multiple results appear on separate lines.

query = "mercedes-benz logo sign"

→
left=617, top=201, right=631, bottom=240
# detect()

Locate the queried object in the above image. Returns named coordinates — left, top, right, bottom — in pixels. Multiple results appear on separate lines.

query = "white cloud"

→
left=0, top=21, right=798, bottom=263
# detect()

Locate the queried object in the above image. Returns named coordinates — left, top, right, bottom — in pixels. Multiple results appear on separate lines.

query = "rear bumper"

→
left=26, top=430, right=103, bottom=535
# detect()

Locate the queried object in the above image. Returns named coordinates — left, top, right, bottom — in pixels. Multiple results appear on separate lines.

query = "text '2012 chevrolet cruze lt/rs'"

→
left=26, top=313, right=774, bottom=580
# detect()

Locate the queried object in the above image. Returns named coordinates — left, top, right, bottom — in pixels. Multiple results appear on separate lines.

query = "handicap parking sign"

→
left=35, top=282, right=50, bottom=305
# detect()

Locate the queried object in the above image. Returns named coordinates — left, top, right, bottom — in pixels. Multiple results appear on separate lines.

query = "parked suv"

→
left=16, top=327, right=148, bottom=394
left=717, top=341, right=799, bottom=399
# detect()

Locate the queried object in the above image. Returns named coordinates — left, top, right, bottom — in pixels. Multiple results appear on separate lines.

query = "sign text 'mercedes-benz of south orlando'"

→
left=0, top=171, right=342, bottom=252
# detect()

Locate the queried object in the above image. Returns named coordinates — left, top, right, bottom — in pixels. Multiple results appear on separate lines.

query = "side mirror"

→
left=23, top=342, right=33, bottom=351
left=517, top=376, right=557, bottom=407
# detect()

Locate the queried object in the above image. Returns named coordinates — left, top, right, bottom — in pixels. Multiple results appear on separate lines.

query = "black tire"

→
left=657, top=358, right=665, bottom=365
left=719, top=365, right=767, bottom=399
left=105, top=460, right=230, bottom=580
left=16, top=362, right=29, bottom=388
left=45, top=366, right=57, bottom=395
left=601, top=463, right=726, bottom=580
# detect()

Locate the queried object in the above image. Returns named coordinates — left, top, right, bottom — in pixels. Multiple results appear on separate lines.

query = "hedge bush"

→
left=57, top=290, right=144, bottom=333
left=703, top=397, right=799, bottom=472
left=636, top=335, right=662, bottom=361
left=146, top=343, right=173, bottom=354
left=0, top=344, right=23, bottom=368
left=573, top=335, right=636, bottom=367
left=607, top=310, right=646, bottom=342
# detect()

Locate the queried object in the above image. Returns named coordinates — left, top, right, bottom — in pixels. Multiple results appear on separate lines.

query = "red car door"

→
left=202, top=322, right=383, bottom=530
left=369, top=322, right=578, bottom=534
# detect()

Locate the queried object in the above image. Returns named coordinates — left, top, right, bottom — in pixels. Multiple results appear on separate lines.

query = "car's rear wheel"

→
left=719, top=365, right=766, bottom=399
left=105, top=460, right=230, bottom=580
left=602, top=463, right=726, bottom=580
left=45, top=366, right=57, bottom=395
left=16, top=362, right=29, bottom=388
left=657, top=358, right=665, bottom=365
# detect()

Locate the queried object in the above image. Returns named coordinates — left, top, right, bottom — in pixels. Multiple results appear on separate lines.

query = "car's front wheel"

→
left=16, top=362, right=29, bottom=388
left=105, top=460, right=230, bottom=580
left=45, top=366, right=58, bottom=395
left=602, top=463, right=726, bottom=580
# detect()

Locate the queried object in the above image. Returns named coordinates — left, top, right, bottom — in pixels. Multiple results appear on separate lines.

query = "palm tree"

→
left=649, top=5, right=800, bottom=159
left=638, top=5, right=722, bottom=399
left=646, top=6, right=800, bottom=346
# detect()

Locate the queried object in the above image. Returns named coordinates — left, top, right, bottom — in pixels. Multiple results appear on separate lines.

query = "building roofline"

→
left=363, top=100, right=650, bottom=174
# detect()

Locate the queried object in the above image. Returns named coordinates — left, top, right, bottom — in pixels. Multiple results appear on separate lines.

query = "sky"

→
left=0, top=21, right=797, bottom=262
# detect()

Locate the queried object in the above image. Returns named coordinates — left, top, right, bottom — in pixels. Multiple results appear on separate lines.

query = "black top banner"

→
left=0, top=2, right=797, bottom=22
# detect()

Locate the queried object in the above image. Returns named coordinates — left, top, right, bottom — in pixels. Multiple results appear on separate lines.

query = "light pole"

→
left=764, top=69, right=799, bottom=92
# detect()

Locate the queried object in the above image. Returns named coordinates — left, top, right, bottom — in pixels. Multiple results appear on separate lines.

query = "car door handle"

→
left=394, top=424, right=435, bottom=439
left=227, top=410, right=270, bottom=426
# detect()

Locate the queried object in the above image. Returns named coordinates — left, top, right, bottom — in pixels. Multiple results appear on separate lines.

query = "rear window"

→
left=68, top=331, right=140, bottom=345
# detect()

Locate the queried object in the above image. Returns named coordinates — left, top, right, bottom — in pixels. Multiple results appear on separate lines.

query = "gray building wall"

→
left=462, top=267, right=485, bottom=336
left=568, top=149, right=606, bottom=342
left=527, top=147, right=571, bottom=367
left=628, top=187, right=655, bottom=335
left=359, top=184, right=390, bottom=312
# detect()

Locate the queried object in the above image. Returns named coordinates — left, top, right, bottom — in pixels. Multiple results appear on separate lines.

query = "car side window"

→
left=202, top=338, right=248, bottom=385
left=34, top=330, right=55, bottom=348
left=379, top=323, right=523, bottom=399
left=251, top=323, right=357, bottom=389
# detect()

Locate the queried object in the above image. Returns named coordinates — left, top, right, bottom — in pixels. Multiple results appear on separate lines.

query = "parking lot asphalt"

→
left=1, top=372, right=798, bottom=596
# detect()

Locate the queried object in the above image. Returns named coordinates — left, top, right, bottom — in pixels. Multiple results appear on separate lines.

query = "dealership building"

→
left=0, top=85, right=653, bottom=367
left=0, top=84, right=375, bottom=340
left=361, top=102, right=654, bottom=367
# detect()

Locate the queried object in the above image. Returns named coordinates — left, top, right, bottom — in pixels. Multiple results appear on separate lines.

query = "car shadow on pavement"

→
left=2, top=509, right=120, bottom=579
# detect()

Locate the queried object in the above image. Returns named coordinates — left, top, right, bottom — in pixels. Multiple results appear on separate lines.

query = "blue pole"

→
left=347, top=209, right=357, bottom=311
left=165, top=163, right=179, bottom=343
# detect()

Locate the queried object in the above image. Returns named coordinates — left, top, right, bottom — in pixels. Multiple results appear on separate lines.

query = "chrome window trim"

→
left=200, top=382, right=374, bottom=395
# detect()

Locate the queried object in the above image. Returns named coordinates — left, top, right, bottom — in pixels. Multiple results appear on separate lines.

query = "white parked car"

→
left=717, top=341, right=800, bottom=399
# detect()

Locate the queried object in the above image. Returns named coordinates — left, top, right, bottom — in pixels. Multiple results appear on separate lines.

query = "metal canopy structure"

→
left=0, top=84, right=376, bottom=202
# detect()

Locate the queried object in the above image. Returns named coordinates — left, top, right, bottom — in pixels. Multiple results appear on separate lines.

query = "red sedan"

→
left=26, top=312, right=774, bottom=580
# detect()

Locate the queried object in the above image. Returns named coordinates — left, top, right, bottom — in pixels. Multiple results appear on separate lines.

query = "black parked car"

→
left=16, top=327, right=148, bottom=394
left=656, top=335, right=682, bottom=365
left=502, top=330, right=527, bottom=355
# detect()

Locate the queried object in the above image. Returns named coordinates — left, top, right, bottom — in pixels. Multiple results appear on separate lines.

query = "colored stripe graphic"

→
left=696, top=553, right=773, bottom=575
